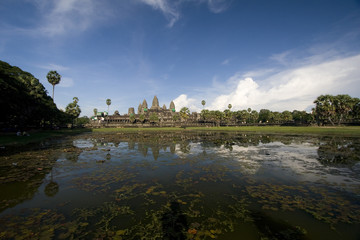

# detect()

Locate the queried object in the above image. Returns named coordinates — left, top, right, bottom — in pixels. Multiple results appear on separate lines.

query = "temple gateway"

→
left=94, top=96, right=199, bottom=127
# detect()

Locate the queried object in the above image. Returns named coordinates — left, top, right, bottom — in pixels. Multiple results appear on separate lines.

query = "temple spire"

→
left=170, top=100, right=175, bottom=112
left=151, top=95, right=160, bottom=110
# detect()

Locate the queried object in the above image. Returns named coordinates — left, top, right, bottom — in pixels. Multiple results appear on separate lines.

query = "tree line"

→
left=198, top=106, right=313, bottom=126
left=0, top=60, right=81, bottom=130
left=196, top=95, right=360, bottom=126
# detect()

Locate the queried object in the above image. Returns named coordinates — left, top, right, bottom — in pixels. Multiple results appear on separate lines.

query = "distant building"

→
left=92, top=96, right=197, bottom=127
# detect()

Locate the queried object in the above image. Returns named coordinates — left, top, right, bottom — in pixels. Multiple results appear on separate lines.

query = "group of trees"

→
left=313, top=94, right=360, bottom=126
left=198, top=100, right=313, bottom=126
left=198, top=108, right=312, bottom=126
left=199, top=96, right=359, bottom=126
left=0, top=60, right=81, bottom=130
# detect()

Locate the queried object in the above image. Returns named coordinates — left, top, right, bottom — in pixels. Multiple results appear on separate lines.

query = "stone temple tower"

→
left=170, top=101, right=175, bottom=112
left=128, top=107, right=135, bottom=115
left=142, top=99, right=148, bottom=111
left=138, top=103, right=143, bottom=114
left=151, top=96, right=160, bottom=110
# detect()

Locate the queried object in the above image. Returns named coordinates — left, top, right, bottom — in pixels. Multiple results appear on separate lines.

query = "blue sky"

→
left=1, top=0, right=360, bottom=117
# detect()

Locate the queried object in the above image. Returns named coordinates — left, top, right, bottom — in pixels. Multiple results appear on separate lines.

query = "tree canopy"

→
left=0, top=60, right=69, bottom=129
left=46, top=70, right=61, bottom=101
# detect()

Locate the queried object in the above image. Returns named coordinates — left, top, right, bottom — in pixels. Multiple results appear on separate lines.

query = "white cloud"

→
left=38, top=0, right=99, bottom=36
left=38, top=63, right=69, bottom=72
left=270, top=50, right=292, bottom=66
left=4, top=0, right=112, bottom=37
left=175, top=53, right=360, bottom=112
left=173, top=94, right=200, bottom=112
left=140, top=0, right=180, bottom=27
left=139, top=0, right=231, bottom=27
left=207, top=0, right=231, bottom=13
left=221, top=59, right=229, bottom=65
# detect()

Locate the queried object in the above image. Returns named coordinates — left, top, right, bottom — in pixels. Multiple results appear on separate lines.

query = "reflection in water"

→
left=318, top=136, right=360, bottom=165
left=162, top=201, right=188, bottom=240
left=0, top=131, right=360, bottom=239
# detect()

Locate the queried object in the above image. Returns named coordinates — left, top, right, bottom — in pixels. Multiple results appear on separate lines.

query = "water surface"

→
left=1, top=131, right=360, bottom=239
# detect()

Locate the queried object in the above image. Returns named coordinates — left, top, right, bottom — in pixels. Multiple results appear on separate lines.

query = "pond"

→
left=0, top=131, right=360, bottom=239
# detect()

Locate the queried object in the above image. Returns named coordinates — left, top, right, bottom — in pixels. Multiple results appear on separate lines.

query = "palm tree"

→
left=228, top=104, right=232, bottom=110
left=314, top=95, right=336, bottom=125
left=46, top=70, right=61, bottom=101
left=106, top=99, right=111, bottom=124
left=106, top=99, right=111, bottom=114
left=65, top=97, right=81, bottom=127
left=201, top=100, right=206, bottom=109
left=180, top=107, right=190, bottom=122
left=93, top=108, right=98, bottom=117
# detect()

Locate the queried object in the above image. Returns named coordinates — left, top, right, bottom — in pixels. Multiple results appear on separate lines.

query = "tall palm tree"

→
left=93, top=108, right=98, bottom=117
left=106, top=99, right=111, bottom=113
left=106, top=99, right=111, bottom=124
left=46, top=70, right=61, bottom=101
left=201, top=100, right=206, bottom=109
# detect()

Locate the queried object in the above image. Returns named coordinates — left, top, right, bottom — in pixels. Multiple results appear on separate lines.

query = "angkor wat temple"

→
left=92, top=96, right=200, bottom=127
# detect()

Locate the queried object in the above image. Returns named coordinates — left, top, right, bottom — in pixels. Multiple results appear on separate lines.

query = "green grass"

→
left=0, top=128, right=91, bottom=146
left=92, top=126, right=360, bottom=136
left=2, top=126, right=359, bottom=147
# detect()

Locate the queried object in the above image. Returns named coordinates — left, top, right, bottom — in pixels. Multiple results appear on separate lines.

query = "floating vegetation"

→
left=1, top=131, right=360, bottom=239
left=246, top=181, right=360, bottom=227
left=0, top=208, right=89, bottom=239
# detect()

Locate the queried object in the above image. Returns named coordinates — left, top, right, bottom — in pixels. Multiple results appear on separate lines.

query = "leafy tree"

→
left=234, top=110, right=248, bottom=124
left=106, top=98, right=111, bottom=112
left=212, top=110, right=223, bottom=126
left=228, top=104, right=232, bottom=110
left=46, top=70, right=61, bottom=101
left=281, top=110, right=293, bottom=123
left=352, top=98, right=360, bottom=120
left=139, top=114, right=145, bottom=123
left=172, top=114, right=180, bottom=122
left=77, top=116, right=90, bottom=125
left=250, top=110, right=259, bottom=124
left=271, top=111, right=281, bottom=123
left=259, top=109, right=272, bottom=123
left=180, top=107, right=190, bottom=122
left=314, top=95, right=336, bottom=125
left=200, top=109, right=210, bottom=122
left=314, top=94, right=359, bottom=125
left=106, top=98, right=111, bottom=124
left=149, top=113, right=159, bottom=124
left=65, top=97, right=81, bottom=127
left=1, top=60, right=64, bottom=128
left=201, top=100, right=206, bottom=109
left=333, top=94, right=354, bottom=125
left=223, top=109, right=233, bottom=125
left=129, top=114, right=136, bottom=123
left=292, top=110, right=312, bottom=125
left=93, top=108, right=98, bottom=116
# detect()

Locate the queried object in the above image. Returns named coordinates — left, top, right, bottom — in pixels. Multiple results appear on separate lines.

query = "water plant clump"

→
left=1, top=131, right=360, bottom=239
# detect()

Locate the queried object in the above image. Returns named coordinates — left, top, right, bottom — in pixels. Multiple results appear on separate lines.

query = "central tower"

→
left=151, top=95, right=160, bottom=110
